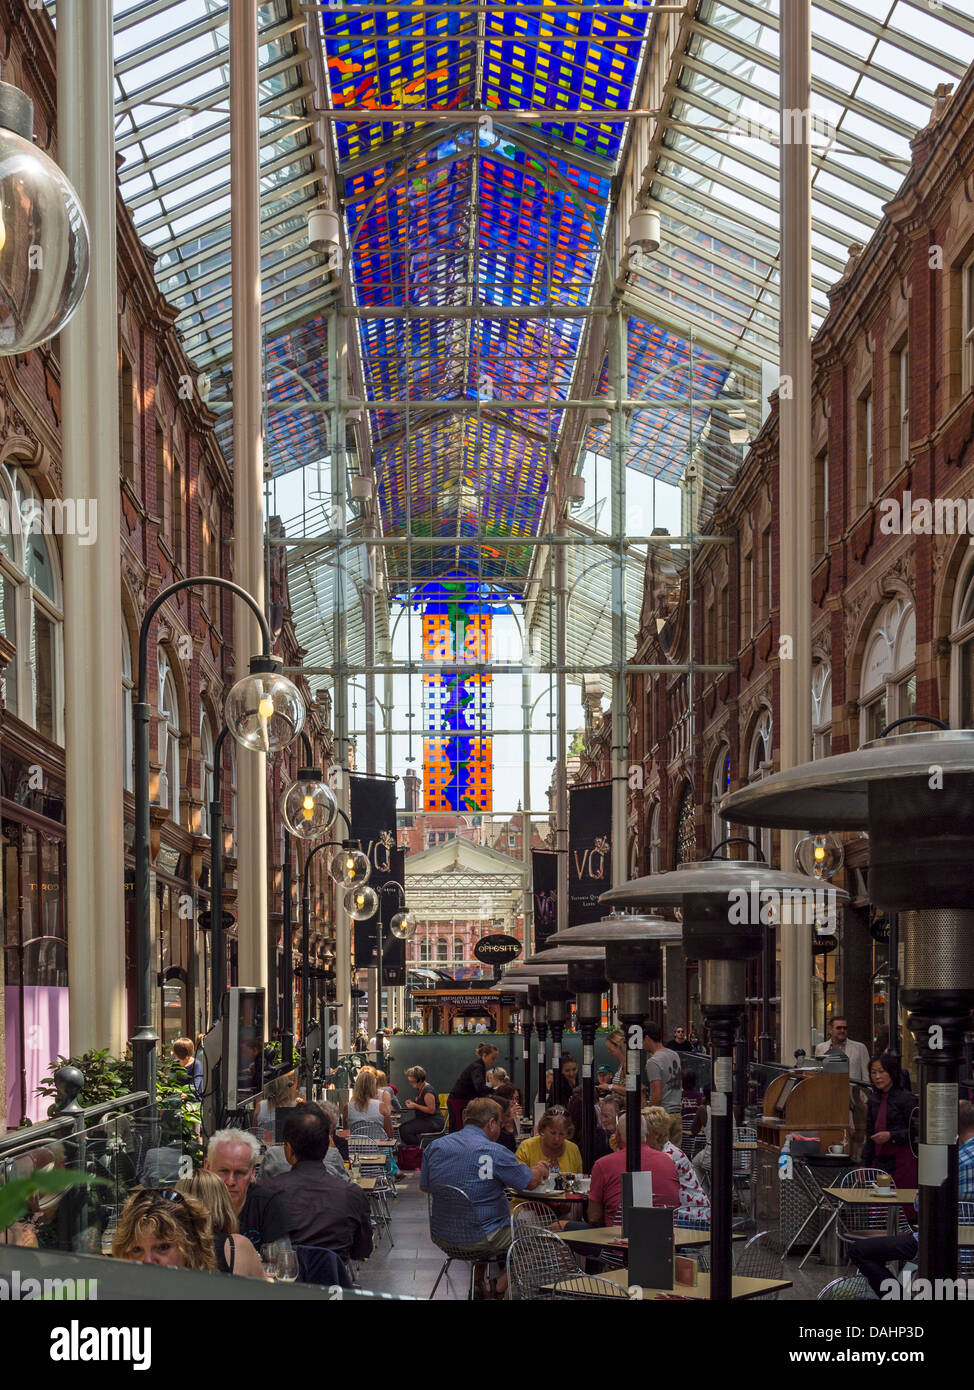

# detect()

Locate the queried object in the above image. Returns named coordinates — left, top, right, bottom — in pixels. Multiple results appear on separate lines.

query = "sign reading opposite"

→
left=473, top=933, right=522, bottom=966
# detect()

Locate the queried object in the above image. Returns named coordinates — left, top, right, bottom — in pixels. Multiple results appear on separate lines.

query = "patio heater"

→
left=487, top=976, right=534, bottom=1115
left=719, top=720, right=974, bottom=1284
left=501, top=967, right=546, bottom=1108
left=524, top=945, right=608, bottom=1171
left=600, top=845, right=848, bottom=1302
left=549, top=915, right=683, bottom=1173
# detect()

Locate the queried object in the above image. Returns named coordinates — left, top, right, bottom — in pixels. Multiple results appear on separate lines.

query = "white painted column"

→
left=230, top=0, right=268, bottom=994
left=778, top=0, right=813, bottom=1061
left=58, top=0, right=126, bottom=1055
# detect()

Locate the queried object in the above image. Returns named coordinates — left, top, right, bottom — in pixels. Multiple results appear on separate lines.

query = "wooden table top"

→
left=561, top=1225, right=745, bottom=1250
left=824, top=1186, right=917, bottom=1204
left=551, top=1266, right=792, bottom=1301
left=353, top=1177, right=377, bottom=1191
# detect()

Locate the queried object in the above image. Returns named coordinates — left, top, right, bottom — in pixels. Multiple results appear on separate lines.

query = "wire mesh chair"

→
left=836, top=1168, right=913, bottom=1240
left=958, top=1201, right=974, bottom=1275
left=511, top=1201, right=553, bottom=1234
left=550, top=1272, right=630, bottom=1300
left=733, top=1231, right=784, bottom=1300
left=506, top=1228, right=583, bottom=1301
left=817, top=1275, right=873, bottom=1300
left=785, top=1160, right=843, bottom=1268
left=427, top=1185, right=505, bottom=1300
left=348, top=1127, right=396, bottom=1238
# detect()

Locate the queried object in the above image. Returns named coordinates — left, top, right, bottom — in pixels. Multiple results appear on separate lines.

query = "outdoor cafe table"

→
left=824, top=1187, right=918, bottom=1237
left=561, top=1225, right=746, bottom=1251
left=353, top=1177, right=377, bottom=1191
left=546, top=1266, right=792, bottom=1300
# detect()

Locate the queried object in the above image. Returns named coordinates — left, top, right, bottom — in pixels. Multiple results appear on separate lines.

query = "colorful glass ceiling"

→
left=319, top=0, right=653, bottom=594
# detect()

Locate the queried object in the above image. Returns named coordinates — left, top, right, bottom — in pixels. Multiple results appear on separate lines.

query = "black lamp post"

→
left=550, top=915, right=682, bottom=1174
left=300, top=821, right=368, bottom=1043
left=379, top=880, right=417, bottom=1030
left=601, top=844, right=848, bottom=1302
left=524, top=945, right=608, bottom=1172
left=133, top=576, right=306, bottom=1102
left=720, top=717, right=973, bottom=1285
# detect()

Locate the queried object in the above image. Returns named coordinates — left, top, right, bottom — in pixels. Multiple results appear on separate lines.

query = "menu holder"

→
left=627, top=1206, right=674, bottom=1291
left=620, top=1171, right=654, bottom=1237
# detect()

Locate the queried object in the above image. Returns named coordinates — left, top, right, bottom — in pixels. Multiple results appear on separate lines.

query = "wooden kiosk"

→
left=755, top=1069, right=850, bottom=1243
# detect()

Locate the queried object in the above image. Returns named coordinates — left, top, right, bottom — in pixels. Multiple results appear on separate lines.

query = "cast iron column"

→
left=282, top=830, right=294, bottom=1070
left=535, top=1002, right=548, bottom=1112
left=702, top=957, right=745, bottom=1303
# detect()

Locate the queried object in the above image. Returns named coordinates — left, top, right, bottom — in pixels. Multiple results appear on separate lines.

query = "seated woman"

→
left=254, top=1071, right=300, bottom=1146
left=345, top=1067, right=394, bottom=1140
left=375, top=1070, right=401, bottom=1115
left=491, top=1083, right=522, bottom=1152
left=175, top=1171, right=267, bottom=1277
left=546, top=1054, right=579, bottom=1108
left=111, top=1188, right=217, bottom=1271
left=516, top=1109, right=583, bottom=1175
left=320, top=1101, right=352, bottom=1181
left=399, top=1065, right=445, bottom=1146
left=644, top=1105, right=711, bottom=1222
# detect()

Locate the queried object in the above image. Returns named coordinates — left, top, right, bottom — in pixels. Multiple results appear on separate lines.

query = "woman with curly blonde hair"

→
left=111, top=1188, right=216, bottom=1270
left=345, top=1064, right=393, bottom=1137
left=175, top=1170, right=268, bottom=1277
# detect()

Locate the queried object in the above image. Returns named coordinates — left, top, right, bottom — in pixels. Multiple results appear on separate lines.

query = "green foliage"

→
left=0, top=1170, right=108, bottom=1235
left=36, top=1049, right=132, bottom=1110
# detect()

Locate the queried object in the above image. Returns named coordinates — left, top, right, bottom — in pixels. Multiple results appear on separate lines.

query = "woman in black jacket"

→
left=447, top=1042, right=498, bottom=1131
left=861, top=1053, right=918, bottom=1194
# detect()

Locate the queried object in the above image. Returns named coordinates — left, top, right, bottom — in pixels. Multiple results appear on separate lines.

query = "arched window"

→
left=648, top=801, right=661, bottom=874
left=859, top=596, right=915, bottom=743
left=453, top=939, right=463, bottom=962
left=121, top=621, right=134, bottom=792
left=436, top=938, right=448, bottom=963
left=0, top=465, right=64, bottom=742
left=812, top=660, right=832, bottom=759
left=157, top=654, right=181, bottom=819
left=675, top=783, right=696, bottom=865
left=951, top=560, right=974, bottom=727
left=748, top=709, right=773, bottom=865
left=200, top=713, right=215, bottom=837
left=710, top=745, right=731, bottom=851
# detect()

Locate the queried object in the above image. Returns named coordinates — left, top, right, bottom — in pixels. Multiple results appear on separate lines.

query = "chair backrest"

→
left=512, top=1201, right=552, bottom=1232
left=817, top=1275, right=872, bottom=1300
left=295, top=1245, right=352, bottom=1288
left=550, top=1273, right=629, bottom=1300
left=349, top=1120, right=388, bottom=1144
left=427, top=1185, right=495, bottom=1256
left=840, top=1167, right=887, bottom=1188
left=733, top=1231, right=783, bottom=1297
left=507, top=1228, right=581, bottom=1301
left=837, top=1167, right=907, bottom=1234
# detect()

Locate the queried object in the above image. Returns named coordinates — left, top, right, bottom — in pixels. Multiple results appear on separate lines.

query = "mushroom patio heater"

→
left=488, top=976, right=534, bottom=1113
left=719, top=719, right=972, bottom=1284
left=549, top=915, right=683, bottom=1174
left=502, top=966, right=551, bottom=1109
left=524, top=945, right=608, bottom=1171
left=600, top=844, right=849, bottom=1302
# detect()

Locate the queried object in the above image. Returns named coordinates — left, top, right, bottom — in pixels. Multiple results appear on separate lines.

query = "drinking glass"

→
left=276, top=1243, right=299, bottom=1283
left=260, top=1244, right=281, bottom=1280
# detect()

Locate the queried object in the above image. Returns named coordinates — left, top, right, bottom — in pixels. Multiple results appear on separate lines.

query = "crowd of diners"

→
left=22, top=1014, right=965, bottom=1299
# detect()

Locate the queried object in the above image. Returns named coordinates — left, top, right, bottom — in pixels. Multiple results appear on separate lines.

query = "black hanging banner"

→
left=349, top=775, right=398, bottom=966
left=531, top=850, right=559, bottom=952
left=381, top=849, right=407, bottom=985
left=568, top=782, right=612, bottom=928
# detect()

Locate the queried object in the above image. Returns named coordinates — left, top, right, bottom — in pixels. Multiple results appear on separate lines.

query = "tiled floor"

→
left=351, top=1173, right=856, bottom=1302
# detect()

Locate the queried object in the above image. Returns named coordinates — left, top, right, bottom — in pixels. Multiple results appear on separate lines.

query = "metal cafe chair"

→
left=733, top=1230, right=784, bottom=1300
left=817, top=1275, right=873, bottom=1300
left=836, top=1167, right=913, bottom=1240
left=784, top=1159, right=843, bottom=1268
left=507, top=1227, right=583, bottom=1301
left=958, top=1201, right=974, bottom=1275
left=427, top=1185, right=504, bottom=1301
left=550, top=1272, right=630, bottom=1300
left=511, top=1200, right=553, bottom=1234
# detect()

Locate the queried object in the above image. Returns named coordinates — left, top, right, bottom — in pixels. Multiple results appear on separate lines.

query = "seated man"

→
left=421, top=1096, right=550, bottom=1296
left=205, top=1129, right=290, bottom=1251
left=259, top=1105, right=373, bottom=1263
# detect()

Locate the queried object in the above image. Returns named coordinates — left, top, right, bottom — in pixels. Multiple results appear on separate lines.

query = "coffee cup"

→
left=876, top=1172, right=892, bottom=1189
left=829, top=1145, right=844, bottom=1155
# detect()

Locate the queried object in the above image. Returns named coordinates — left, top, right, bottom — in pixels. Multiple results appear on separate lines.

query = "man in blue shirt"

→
left=848, top=1100, right=974, bottom=1296
left=421, top=1097, right=550, bottom=1295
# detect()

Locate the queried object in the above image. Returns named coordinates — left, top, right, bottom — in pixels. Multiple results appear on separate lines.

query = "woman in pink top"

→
left=586, top=1113, right=681, bottom=1226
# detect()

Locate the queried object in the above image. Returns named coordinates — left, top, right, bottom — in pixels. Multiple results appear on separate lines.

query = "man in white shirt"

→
left=813, top=1016, right=871, bottom=1085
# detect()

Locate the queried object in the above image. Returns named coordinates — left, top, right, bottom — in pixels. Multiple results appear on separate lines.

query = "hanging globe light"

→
left=281, top=771, right=337, bottom=840
left=329, top=845, right=370, bottom=887
left=0, top=79, right=90, bottom=354
left=225, top=656, right=305, bottom=754
left=389, top=908, right=418, bottom=940
left=345, top=885, right=379, bottom=921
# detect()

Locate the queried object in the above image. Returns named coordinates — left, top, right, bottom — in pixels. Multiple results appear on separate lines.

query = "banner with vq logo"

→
left=349, top=774, right=398, bottom=966
left=568, top=782, right=612, bottom=927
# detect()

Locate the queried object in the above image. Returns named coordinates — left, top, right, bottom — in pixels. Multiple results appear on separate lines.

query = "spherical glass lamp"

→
left=281, top=774, right=336, bottom=840
left=225, top=656, right=306, bottom=754
left=329, top=846, right=370, bottom=887
left=345, top=885, right=379, bottom=921
left=0, top=83, right=90, bottom=355
left=389, top=908, right=418, bottom=940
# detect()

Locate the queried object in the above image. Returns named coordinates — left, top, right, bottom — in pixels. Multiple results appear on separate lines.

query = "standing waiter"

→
left=447, top=1041, right=498, bottom=1131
